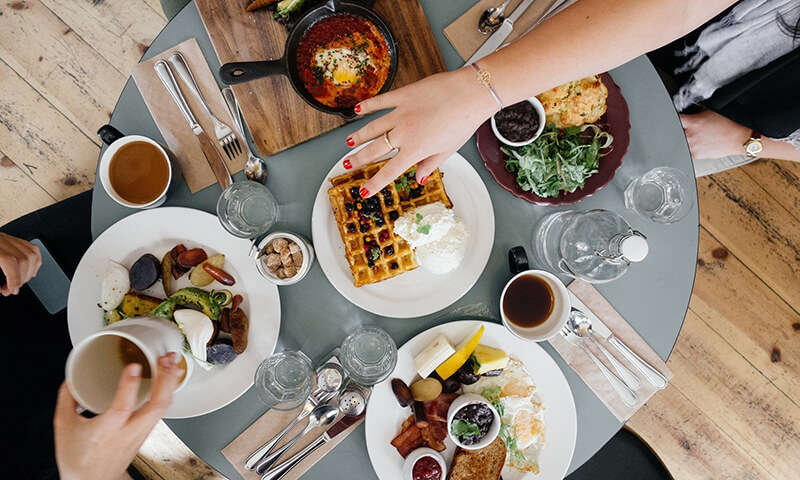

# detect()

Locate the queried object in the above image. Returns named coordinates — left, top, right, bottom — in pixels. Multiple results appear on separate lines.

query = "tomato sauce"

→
left=296, top=14, right=390, bottom=108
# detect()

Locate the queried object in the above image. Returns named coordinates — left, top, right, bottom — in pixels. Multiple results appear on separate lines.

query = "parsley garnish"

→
left=499, top=423, right=527, bottom=468
left=370, top=247, right=381, bottom=261
left=417, top=224, right=431, bottom=235
left=482, top=386, right=504, bottom=417
left=415, top=213, right=423, bottom=222
left=450, top=419, right=481, bottom=439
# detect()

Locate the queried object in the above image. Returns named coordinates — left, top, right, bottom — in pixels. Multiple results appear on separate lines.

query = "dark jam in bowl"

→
left=452, top=403, right=494, bottom=445
left=494, top=100, right=539, bottom=143
left=412, top=456, right=442, bottom=480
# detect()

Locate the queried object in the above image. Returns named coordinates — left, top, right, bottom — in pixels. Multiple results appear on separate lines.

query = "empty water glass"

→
left=216, top=180, right=278, bottom=238
left=254, top=350, right=313, bottom=410
left=340, top=326, right=397, bottom=386
left=624, top=167, right=693, bottom=224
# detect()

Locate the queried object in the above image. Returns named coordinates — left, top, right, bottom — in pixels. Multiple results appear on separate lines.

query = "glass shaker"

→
left=531, top=209, right=648, bottom=283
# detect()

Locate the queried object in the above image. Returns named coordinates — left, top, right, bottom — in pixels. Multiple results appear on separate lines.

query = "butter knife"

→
left=261, top=412, right=363, bottom=480
left=589, top=312, right=667, bottom=389
left=466, top=0, right=555, bottom=65
left=154, top=60, right=232, bottom=190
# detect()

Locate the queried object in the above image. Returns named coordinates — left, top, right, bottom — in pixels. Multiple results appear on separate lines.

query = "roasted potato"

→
left=189, top=254, right=225, bottom=287
left=120, top=291, right=164, bottom=317
left=228, top=308, right=249, bottom=354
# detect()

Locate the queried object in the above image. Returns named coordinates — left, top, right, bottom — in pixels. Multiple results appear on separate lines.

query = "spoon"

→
left=569, top=309, right=641, bottom=390
left=254, top=403, right=339, bottom=474
left=221, top=87, right=268, bottom=185
left=479, top=0, right=512, bottom=34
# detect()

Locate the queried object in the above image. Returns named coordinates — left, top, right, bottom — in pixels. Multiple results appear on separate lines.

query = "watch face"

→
left=746, top=140, right=763, bottom=155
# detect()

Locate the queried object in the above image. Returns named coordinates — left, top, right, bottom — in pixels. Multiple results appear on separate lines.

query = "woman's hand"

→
left=0, top=233, right=42, bottom=296
left=54, top=352, right=182, bottom=480
left=680, top=110, right=752, bottom=160
left=343, top=68, right=498, bottom=197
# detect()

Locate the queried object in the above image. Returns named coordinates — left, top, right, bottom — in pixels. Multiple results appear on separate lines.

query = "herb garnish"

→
left=369, top=247, right=381, bottom=261
left=482, top=386, right=504, bottom=417
left=394, top=168, right=418, bottom=194
left=417, top=224, right=431, bottom=235
left=450, top=419, right=481, bottom=439
left=499, top=423, right=527, bottom=468
left=502, top=124, right=613, bottom=198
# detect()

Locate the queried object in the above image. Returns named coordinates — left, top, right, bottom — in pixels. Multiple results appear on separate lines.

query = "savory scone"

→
left=536, top=75, right=608, bottom=128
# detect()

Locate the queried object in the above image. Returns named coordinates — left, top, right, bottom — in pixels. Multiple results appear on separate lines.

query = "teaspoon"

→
left=478, top=0, right=512, bottom=34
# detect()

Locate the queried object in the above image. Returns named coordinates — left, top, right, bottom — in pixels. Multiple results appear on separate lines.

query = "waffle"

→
left=328, top=160, right=452, bottom=286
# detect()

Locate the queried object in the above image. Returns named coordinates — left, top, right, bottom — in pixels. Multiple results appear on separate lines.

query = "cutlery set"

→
left=154, top=52, right=245, bottom=190
left=560, top=307, right=667, bottom=407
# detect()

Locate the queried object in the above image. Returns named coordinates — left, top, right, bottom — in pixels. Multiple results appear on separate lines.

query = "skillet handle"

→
left=219, top=61, right=286, bottom=85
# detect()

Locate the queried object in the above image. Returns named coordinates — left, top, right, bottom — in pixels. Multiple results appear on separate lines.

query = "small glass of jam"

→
left=402, top=448, right=446, bottom=480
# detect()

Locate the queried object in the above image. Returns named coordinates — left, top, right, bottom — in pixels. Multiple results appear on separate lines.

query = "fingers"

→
left=347, top=137, right=395, bottom=171
left=105, top=363, right=144, bottom=424
left=415, top=153, right=450, bottom=182
left=0, top=235, right=40, bottom=295
left=359, top=152, right=415, bottom=198
left=0, top=249, right=22, bottom=296
left=131, top=352, right=180, bottom=425
left=347, top=114, right=395, bottom=149
left=26, top=240, right=42, bottom=280
left=54, top=381, right=80, bottom=429
left=355, top=88, right=401, bottom=115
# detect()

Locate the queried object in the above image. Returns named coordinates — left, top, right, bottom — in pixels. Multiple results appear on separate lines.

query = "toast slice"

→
left=448, top=437, right=506, bottom=480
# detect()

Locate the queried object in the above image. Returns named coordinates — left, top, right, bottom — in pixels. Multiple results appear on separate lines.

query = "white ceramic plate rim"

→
left=364, top=320, right=577, bottom=480
left=311, top=149, right=495, bottom=318
left=67, top=207, right=281, bottom=418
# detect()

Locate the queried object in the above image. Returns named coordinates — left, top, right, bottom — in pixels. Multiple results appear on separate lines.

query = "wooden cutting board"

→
left=194, top=0, right=446, bottom=156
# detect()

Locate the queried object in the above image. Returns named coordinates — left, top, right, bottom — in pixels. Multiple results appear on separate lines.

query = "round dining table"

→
left=90, top=1, right=698, bottom=478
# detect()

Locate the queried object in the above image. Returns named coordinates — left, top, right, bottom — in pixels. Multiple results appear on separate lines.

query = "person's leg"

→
left=160, top=0, right=191, bottom=21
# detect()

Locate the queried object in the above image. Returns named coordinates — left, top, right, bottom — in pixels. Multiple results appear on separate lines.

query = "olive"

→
left=455, top=362, right=480, bottom=385
left=440, top=376, right=460, bottom=393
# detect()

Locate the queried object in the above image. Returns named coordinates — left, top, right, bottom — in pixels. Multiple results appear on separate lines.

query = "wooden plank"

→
left=40, top=0, right=166, bottom=75
left=697, top=172, right=800, bottom=312
left=691, top=227, right=800, bottom=402
left=194, top=0, right=447, bottom=156
left=0, top=60, right=98, bottom=201
left=0, top=150, right=56, bottom=226
left=627, top=384, right=774, bottom=480
left=0, top=0, right=125, bottom=140
left=740, top=159, right=800, bottom=221
left=667, top=310, right=800, bottom=478
left=133, top=421, right=226, bottom=480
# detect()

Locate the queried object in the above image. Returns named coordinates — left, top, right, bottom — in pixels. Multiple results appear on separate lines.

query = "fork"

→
left=560, top=324, right=639, bottom=407
left=168, top=51, right=242, bottom=161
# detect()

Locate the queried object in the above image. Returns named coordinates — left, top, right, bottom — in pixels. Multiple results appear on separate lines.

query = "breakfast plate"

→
left=67, top=207, right=281, bottom=418
left=311, top=149, right=495, bottom=318
left=365, top=320, right=577, bottom=480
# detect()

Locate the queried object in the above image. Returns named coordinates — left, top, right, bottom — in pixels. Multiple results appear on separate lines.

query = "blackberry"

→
left=384, top=198, right=394, bottom=206
left=347, top=224, right=356, bottom=233
left=375, top=216, right=385, bottom=227
left=384, top=246, right=394, bottom=255
left=389, top=211, right=399, bottom=221
left=409, top=187, right=422, bottom=199
left=350, top=186, right=361, bottom=199
left=359, top=225, right=369, bottom=233
left=367, top=259, right=375, bottom=267
left=344, top=203, right=354, bottom=211
left=390, top=262, right=399, bottom=270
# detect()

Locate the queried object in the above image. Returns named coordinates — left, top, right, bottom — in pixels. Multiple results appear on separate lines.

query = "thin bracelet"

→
left=471, top=62, right=504, bottom=110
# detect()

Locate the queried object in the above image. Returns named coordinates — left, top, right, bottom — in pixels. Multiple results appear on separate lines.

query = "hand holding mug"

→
left=0, top=233, right=42, bottom=296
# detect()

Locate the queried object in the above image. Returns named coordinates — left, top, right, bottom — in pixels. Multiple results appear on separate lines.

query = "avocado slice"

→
left=149, top=287, right=222, bottom=321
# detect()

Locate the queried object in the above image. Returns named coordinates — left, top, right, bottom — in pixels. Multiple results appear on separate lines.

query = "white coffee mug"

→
left=500, top=269, right=571, bottom=342
left=97, top=124, right=174, bottom=209
left=65, top=317, right=185, bottom=413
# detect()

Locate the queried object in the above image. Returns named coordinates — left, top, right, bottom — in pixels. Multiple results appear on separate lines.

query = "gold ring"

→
left=383, top=131, right=396, bottom=151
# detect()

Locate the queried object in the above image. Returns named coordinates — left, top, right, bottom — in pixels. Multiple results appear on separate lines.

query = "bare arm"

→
left=346, top=0, right=738, bottom=195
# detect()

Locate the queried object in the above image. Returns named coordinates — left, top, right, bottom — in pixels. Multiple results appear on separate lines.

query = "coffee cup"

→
left=500, top=270, right=570, bottom=342
left=65, top=317, right=186, bottom=414
left=97, top=124, right=175, bottom=209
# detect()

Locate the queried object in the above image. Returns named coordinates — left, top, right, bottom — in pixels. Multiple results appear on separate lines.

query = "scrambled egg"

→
left=314, top=47, right=370, bottom=86
left=536, top=75, right=608, bottom=128
left=462, top=359, right=545, bottom=474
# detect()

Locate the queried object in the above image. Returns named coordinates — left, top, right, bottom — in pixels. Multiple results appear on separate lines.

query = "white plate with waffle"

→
left=311, top=148, right=494, bottom=318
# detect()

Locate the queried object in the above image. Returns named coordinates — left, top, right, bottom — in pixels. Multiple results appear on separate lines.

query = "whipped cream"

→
left=393, top=202, right=468, bottom=275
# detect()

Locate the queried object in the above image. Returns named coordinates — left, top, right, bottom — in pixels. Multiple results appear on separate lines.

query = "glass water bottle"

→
left=531, top=209, right=648, bottom=283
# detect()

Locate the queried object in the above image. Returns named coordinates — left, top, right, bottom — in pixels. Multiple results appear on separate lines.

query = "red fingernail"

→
left=346, top=136, right=355, bottom=147
left=359, top=187, right=369, bottom=198
left=354, top=104, right=361, bottom=114
left=343, top=159, right=352, bottom=170
left=419, top=176, right=429, bottom=185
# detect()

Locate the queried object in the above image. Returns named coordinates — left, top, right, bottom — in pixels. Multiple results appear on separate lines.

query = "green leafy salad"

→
left=502, top=124, right=613, bottom=198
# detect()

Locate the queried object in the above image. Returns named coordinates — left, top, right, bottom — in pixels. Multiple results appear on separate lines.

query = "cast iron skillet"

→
left=219, top=0, right=398, bottom=119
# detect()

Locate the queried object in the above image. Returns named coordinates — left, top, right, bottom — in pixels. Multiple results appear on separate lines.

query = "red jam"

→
left=412, top=456, right=442, bottom=480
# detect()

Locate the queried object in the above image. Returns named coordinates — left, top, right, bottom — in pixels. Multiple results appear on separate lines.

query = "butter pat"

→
left=414, top=334, right=456, bottom=378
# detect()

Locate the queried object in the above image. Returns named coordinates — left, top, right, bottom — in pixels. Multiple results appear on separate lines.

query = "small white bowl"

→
left=402, top=447, right=447, bottom=480
left=255, top=232, right=315, bottom=286
left=490, top=96, right=546, bottom=147
left=447, top=394, right=501, bottom=450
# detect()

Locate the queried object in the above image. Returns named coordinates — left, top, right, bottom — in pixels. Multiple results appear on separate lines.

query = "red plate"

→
left=476, top=72, right=630, bottom=205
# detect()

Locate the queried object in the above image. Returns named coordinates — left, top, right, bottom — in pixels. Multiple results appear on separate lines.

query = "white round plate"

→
left=311, top=150, right=494, bottom=318
left=365, top=320, right=577, bottom=480
left=67, top=207, right=281, bottom=418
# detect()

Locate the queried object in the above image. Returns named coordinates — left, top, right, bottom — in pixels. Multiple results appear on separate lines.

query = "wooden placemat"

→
left=131, top=38, right=246, bottom=193
left=443, top=0, right=576, bottom=62
left=548, top=280, right=674, bottom=421
left=194, top=0, right=446, bottom=157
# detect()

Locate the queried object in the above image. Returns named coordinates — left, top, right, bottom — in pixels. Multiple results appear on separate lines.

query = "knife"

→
left=466, top=0, right=555, bottom=65
left=499, top=0, right=572, bottom=49
left=261, top=412, right=364, bottom=480
left=575, top=301, right=668, bottom=389
left=154, top=60, right=232, bottom=190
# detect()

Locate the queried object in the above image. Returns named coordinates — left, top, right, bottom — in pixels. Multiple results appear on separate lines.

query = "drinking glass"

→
left=216, top=181, right=278, bottom=238
left=340, top=326, right=397, bottom=386
left=254, top=350, right=313, bottom=410
left=624, top=166, right=694, bottom=224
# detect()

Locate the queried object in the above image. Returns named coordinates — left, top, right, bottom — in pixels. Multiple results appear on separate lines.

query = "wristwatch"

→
left=744, top=131, right=763, bottom=158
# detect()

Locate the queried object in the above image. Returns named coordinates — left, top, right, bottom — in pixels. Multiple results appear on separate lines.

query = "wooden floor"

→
left=2, top=1, right=799, bottom=479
